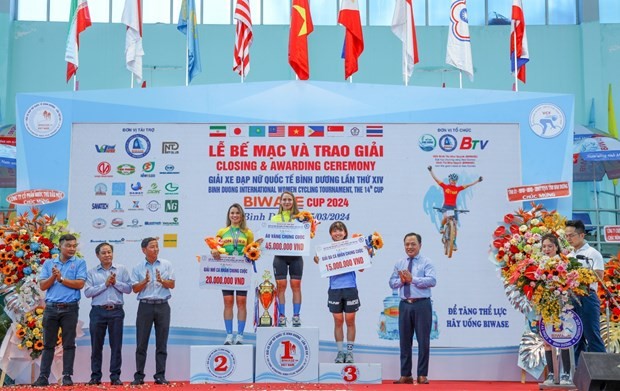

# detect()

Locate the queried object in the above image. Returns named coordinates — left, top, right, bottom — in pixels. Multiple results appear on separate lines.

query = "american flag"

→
left=233, top=0, right=253, bottom=77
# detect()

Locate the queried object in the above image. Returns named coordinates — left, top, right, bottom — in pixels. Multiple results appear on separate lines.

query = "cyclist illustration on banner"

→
left=427, top=166, right=482, bottom=258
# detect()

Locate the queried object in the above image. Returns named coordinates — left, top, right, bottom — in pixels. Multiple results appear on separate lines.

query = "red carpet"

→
left=2, top=380, right=542, bottom=390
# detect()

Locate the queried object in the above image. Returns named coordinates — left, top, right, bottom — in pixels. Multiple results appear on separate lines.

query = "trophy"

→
left=258, top=270, right=276, bottom=327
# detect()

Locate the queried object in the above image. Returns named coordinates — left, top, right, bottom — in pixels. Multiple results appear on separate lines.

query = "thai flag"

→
left=366, top=125, right=383, bottom=137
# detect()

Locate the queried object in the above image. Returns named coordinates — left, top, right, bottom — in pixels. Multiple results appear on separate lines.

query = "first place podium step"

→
left=255, top=327, right=320, bottom=383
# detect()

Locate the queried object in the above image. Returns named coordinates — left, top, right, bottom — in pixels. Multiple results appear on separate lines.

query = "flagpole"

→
left=73, top=75, right=77, bottom=92
left=459, top=71, right=463, bottom=89
left=185, top=39, right=189, bottom=86
left=348, top=76, right=352, bottom=83
left=512, top=20, right=518, bottom=92
left=131, top=73, right=134, bottom=88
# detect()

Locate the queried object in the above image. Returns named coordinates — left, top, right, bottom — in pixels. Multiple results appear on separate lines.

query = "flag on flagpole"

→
left=233, top=0, right=253, bottom=77
left=122, top=0, right=144, bottom=84
left=510, top=0, right=529, bottom=84
left=288, top=0, right=314, bottom=80
left=609, top=84, right=618, bottom=139
left=338, top=0, right=364, bottom=80
left=65, top=0, right=92, bottom=82
left=178, top=0, right=202, bottom=84
left=391, top=0, right=418, bottom=84
left=446, top=0, right=473, bottom=81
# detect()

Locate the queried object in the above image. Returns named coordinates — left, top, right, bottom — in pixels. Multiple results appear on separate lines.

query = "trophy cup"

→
left=258, top=270, right=276, bottom=327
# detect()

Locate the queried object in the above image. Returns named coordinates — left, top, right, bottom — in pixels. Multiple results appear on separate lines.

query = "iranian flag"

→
left=65, top=0, right=92, bottom=82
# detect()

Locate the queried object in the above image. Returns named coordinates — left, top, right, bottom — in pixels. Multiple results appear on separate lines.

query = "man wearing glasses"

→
left=33, top=234, right=87, bottom=387
left=565, top=220, right=606, bottom=365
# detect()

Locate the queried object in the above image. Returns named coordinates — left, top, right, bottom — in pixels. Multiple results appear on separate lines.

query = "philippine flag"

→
left=308, top=125, right=325, bottom=137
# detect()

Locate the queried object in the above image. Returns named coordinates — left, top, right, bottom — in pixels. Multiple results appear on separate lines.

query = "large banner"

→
left=68, top=122, right=521, bottom=348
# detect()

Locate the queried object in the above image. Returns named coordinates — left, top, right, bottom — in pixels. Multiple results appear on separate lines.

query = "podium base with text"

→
left=190, top=345, right=254, bottom=383
left=255, top=327, right=319, bottom=383
left=319, top=363, right=382, bottom=384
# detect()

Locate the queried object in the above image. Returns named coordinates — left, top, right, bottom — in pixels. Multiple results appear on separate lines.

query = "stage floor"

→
left=3, top=380, right=547, bottom=390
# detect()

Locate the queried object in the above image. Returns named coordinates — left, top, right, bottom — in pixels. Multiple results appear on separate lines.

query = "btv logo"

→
left=460, top=137, right=489, bottom=150
left=165, top=200, right=179, bottom=212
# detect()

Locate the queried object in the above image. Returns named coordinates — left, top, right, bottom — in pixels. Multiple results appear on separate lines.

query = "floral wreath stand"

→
left=0, top=321, right=84, bottom=385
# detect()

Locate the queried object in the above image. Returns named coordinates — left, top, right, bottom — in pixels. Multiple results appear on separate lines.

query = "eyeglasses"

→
left=565, top=233, right=582, bottom=239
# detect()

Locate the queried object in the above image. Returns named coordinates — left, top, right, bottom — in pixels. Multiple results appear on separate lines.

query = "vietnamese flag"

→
left=288, top=0, right=314, bottom=80
left=338, top=0, right=364, bottom=79
left=288, top=125, right=305, bottom=137
left=65, top=0, right=92, bottom=82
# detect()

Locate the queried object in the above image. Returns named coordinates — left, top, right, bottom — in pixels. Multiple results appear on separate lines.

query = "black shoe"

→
left=154, top=377, right=170, bottom=385
left=32, top=376, right=49, bottom=387
left=131, top=379, right=144, bottom=385
left=62, top=375, right=74, bottom=386
left=110, top=379, right=123, bottom=386
left=88, top=378, right=101, bottom=385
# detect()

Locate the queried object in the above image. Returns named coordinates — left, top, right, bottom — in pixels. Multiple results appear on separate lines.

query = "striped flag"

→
left=233, top=0, right=253, bottom=77
left=122, top=0, right=144, bottom=83
left=209, top=125, right=226, bottom=137
left=65, top=0, right=92, bottom=82
left=510, top=0, right=529, bottom=84
left=366, top=125, right=383, bottom=137
left=268, top=126, right=285, bottom=137
left=391, top=0, right=418, bottom=84
left=338, top=0, right=364, bottom=80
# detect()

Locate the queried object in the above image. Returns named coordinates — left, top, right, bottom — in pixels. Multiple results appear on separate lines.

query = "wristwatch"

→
left=59, top=276, right=64, bottom=283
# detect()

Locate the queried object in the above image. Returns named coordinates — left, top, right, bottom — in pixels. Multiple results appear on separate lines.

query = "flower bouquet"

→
left=490, top=203, right=596, bottom=326
left=0, top=207, right=80, bottom=319
left=204, top=237, right=227, bottom=254
left=243, top=242, right=261, bottom=272
left=14, top=306, right=60, bottom=360
left=353, top=231, right=384, bottom=257
left=598, top=255, right=620, bottom=352
left=293, top=211, right=319, bottom=239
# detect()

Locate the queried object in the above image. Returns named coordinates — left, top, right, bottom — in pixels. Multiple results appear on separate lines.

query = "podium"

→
left=189, top=345, right=254, bottom=384
left=319, top=363, right=382, bottom=384
left=255, top=327, right=319, bottom=383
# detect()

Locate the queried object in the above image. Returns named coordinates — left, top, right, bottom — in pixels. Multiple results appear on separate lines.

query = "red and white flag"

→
left=391, top=0, right=418, bottom=84
left=122, top=0, right=144, bottom=83
left=65, top=0, right=92, bottom=82
left=510, top=0, right=529, bottom=83
left=233, top=0, right=253, bottom=77
left=338, top=0, right=364, bottom=80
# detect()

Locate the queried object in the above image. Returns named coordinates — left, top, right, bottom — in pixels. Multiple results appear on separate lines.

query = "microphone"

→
left=575, top=255, right=590, bottom=261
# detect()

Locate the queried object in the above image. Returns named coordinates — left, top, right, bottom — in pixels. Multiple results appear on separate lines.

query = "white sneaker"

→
left=292, top=315, right=301, bottom=327
left=234, top=334, right=244, bottom=345
left=278, top=316, right=287, bottom=327
left=334, top=351, right=345, bottom=363
left=560, top=373, right=571, bottom=385
left=224, top=334, right=234, bottom=345
left=344, top=352, right=354, bottom=363
left=543, top=372, right=555, bottom=385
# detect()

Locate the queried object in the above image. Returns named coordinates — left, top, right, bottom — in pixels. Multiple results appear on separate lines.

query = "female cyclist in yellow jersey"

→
left=211, top=203, right=254, bottom=344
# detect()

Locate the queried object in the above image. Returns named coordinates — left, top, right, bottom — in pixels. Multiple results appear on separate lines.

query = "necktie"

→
left=403, top=258, right=413, bottom=298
